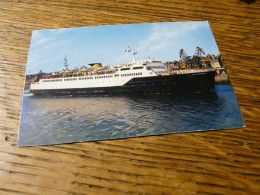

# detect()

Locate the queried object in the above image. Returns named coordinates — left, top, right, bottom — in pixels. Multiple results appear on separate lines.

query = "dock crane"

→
left=194, top=47, right=205, bottom=57
left=192, top=47, right=205, bottom=68
left=179, top=49, right=188, bottom=60
left=179, top=49, right=192, bottom=68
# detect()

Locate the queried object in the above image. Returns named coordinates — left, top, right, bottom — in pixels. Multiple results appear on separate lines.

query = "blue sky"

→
left=26, top=21, right=220, bottom=74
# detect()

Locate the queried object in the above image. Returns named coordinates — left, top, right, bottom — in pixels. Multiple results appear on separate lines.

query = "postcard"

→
left=18, top=21, right=245, bottom=147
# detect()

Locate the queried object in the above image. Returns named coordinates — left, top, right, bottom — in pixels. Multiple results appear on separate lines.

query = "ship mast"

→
left=64, top=55, right=69, bottom=71
left=132, top=50, right=137, bottom=63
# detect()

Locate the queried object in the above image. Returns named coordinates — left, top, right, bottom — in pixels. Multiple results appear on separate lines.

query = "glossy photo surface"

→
left=18, top=22, right=245, bottom=147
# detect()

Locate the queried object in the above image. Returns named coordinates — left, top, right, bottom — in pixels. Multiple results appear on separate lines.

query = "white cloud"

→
left=31, top=28, right=71, bottom=47
left=31, top=30, right=52, bottom=47
left=136, top=22, right=208, bottom=59
left=33, top=37, right=53, bottom=46
left=113, top=22, right=209, bottom=64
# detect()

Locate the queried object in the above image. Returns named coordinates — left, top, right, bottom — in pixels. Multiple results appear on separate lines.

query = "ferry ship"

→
left=29, top=50, right=216, bottom=96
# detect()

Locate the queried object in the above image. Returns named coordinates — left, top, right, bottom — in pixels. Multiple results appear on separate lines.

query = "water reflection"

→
left=18, top=85, right=244, bottom=146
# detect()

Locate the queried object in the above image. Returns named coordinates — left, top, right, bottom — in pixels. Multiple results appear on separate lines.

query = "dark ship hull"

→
left=30, top=70, right=216, bottom=96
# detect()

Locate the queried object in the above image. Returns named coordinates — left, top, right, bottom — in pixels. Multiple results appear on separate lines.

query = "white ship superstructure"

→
left=31, top=50, right=168, bottom=91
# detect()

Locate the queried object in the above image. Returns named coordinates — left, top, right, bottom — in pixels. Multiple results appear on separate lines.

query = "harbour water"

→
left=18, top=85, right=245, bottom=146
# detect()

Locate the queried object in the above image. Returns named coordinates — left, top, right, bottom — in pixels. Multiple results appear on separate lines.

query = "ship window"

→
left=120, top=68, right=130, bottom=71
left=133, top=67, right=143, bottom=70
left=64, top=78, right=77, bottom=81
left=79, top=77, right=87, bottom=80
left=43, top=79, right=62, bottom=82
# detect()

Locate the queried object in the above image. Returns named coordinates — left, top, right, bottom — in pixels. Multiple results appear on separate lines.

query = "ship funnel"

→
left=89, top=63, right=102, bottom=69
